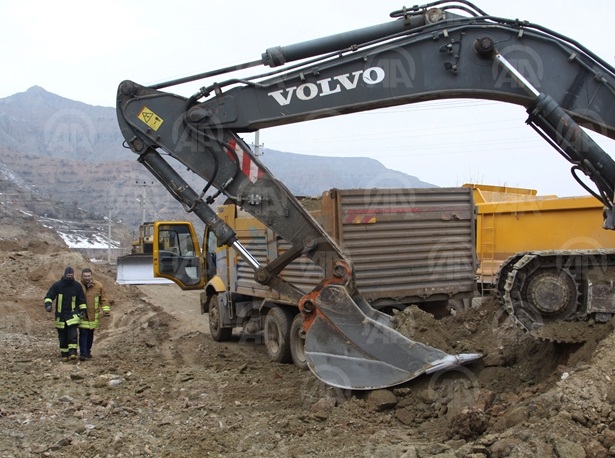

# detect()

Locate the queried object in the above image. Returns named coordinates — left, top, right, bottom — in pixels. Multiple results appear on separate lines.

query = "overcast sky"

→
left=2, top=0, right=614, bottom=197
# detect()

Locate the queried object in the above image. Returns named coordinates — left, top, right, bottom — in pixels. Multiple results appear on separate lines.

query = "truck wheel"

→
left=264, top=307, right=293, bottom=364
left=209, top=295, right=232, bottom=342
left=290, top=314, right=308, bottom=371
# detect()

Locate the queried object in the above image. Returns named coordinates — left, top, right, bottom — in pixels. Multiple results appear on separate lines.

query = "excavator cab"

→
left=152, top=222, right=205, bottom=290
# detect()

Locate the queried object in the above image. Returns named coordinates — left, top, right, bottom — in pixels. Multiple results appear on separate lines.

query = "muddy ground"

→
left=3, top=217, right=615, bottom=457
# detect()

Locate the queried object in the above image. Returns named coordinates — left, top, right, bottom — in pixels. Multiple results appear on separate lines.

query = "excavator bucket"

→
left=116, top=254, right=173, bottom=285
left=305, top=285, right=481, bottom=390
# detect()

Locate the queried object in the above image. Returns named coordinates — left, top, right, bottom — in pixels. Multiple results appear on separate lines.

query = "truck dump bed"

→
left=227, top=187, right=476, bottom=310
left=468, top=184, right=615, bottom=284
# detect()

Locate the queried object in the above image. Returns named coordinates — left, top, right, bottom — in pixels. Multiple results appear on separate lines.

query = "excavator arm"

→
left=116, top=1, right=615, bottom=389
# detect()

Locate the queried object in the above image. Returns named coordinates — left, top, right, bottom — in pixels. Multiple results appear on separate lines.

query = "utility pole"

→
left=105, top=203, right=116, bottom=265
left=252, top=130, right=264, bottom=157
left=135, top=180, right=154, bottom=224
left=107, top=206, right=112, bottom=264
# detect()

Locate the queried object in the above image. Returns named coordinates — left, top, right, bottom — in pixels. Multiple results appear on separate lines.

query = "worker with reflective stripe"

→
left=44, top=266, right=87, bottom=361
left=78, top=268, right=110, bottom=361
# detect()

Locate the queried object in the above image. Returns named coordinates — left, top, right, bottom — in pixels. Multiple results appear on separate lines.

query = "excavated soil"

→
left=3, top=218, right=615, bottom=457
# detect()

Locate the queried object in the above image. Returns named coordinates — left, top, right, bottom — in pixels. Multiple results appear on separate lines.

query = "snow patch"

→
left=57, top=230, right=120, bottom=249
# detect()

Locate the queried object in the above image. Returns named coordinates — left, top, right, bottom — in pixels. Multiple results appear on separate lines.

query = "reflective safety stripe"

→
left=79, top=293, right=108, bottom=329
left=79, top=320, right=96, bottom=330
left=65, top=314, right=81, bottom=326
left=55, top=318, right=65, bottom=329
left=52, top=293, right=80, bottom=316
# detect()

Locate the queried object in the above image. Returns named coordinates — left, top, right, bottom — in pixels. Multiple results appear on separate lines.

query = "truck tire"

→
left=290, top=314, right=308, bottom=371
left=209, top=295, right=232, bottom=342
left=264, top=307, right=293, bottom=364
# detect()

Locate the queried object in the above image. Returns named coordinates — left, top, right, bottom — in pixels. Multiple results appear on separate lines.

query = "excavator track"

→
left=497, top=250, right=615, bottom=343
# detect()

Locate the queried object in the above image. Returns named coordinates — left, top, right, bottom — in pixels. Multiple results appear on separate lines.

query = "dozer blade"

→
left=304, top=285, right=481, bottom=390
left=116, top=254, right=173, bottom=285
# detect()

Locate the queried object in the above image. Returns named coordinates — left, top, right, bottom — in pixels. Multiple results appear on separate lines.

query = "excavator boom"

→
left=116, top=1, right=615, bottom=389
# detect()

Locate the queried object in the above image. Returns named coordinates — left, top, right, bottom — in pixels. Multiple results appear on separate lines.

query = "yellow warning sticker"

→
left=137, top=106, right=164, bottom=131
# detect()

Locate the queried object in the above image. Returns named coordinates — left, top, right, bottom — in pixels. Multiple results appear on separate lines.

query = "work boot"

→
left=79, top=355, right=87, bottom=361
left=62, top=356, right=69, bottom=362
left=69, top=354, right=77, bottom=361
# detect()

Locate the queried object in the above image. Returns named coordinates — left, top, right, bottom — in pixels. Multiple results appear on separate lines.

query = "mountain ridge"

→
left=0, top=86, right=434, bottom=230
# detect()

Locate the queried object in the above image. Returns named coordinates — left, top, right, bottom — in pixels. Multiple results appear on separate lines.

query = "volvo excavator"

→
left=116, top=1, right=615, bottom=390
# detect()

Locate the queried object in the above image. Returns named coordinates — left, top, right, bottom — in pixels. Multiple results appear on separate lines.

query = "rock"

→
left=585, top=439, right=608, bottom=458
left=135, top=385, right=150, bottom=394
left=311, top=396, right=337, bottom=413
left=444, top=385, right=490, bottom=421
left=93, top=377, right=108, bottom=388
left=572, top=410, right=588, bottom=426
left=395, top=408, right=415, bottom=426
left=32, top=444, right=48, bottom=454
left=416, top=387, right=438, bottom=404
left=601, top=429, right=615, bottom=449
left=399, top=447, right=419, bottom=458
left=409, top=443, right=446, bottom=457
left=559, top=410, right=573, bottom=421
left=551, top=437, right=587, bottom=458
left=108, top=379, right=123, bottom=388
left=503, top=406, right=528, bottom=428
left=55, top=437, right=72, bottom=447
left=489, top=438, right=526, bottom=457
left=448, top=408, right=488, bottom=440
left=365, top=390, right=398, bottom=411
left=483, top=352, right=506, bottom=367
left=89, top=395, right=105, bottom=406
left=445, top=438, right=466, bottom=450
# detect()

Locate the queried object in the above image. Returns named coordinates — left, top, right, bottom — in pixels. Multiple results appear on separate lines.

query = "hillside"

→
left=0, top=86, right=433, bottom=231
left=0, top=162, right=133, bottom=259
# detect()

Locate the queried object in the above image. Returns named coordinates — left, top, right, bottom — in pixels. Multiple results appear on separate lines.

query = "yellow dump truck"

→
left=466, top=183, right=615, bottom=338
left=150, top=187, right=477, bottom=369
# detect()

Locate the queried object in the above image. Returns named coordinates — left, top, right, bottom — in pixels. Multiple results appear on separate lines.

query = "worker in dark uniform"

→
left=44, top=267, right=87, bottom=361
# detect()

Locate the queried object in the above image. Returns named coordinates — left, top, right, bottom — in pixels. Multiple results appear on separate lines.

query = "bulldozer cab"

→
left=152, top=222, right=205, bottom=290
left=130, top=222, right=155, bottom=254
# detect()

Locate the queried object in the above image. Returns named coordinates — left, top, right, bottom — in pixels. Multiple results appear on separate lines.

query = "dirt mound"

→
left=2, top=219, right=615, bottom=457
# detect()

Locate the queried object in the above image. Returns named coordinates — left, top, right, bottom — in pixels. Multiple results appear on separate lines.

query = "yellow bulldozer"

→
left=116, top=222, right=172, bottom=285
